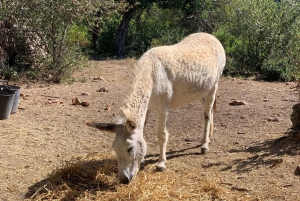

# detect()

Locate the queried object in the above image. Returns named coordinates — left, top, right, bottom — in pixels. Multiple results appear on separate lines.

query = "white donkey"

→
left=86, top=32, right=226, bottom=184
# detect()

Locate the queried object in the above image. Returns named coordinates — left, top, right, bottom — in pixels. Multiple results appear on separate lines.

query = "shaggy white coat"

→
left=86, top=32, right=226, bottom=184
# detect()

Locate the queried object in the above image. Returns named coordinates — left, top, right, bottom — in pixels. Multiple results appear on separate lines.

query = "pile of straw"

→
left=25, top=152, right=253, bottom=201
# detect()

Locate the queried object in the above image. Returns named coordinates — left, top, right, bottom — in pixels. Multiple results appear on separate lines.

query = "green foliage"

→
left=0, top=65, right=18, bottom=80
left=0, top=19, right=34, bottom=80
left=15, top=0, right=97, bottom=83
left=1, top=0, right=300, bottom=83
left=125, top=0, right=226, bottom=57
left=96, top=1, right=225, bottom=57
left=96, top=4, right=187, bottom=57
left=215, top=0, right=300, bottom=81
left=67, top=25, right=90, bottom=49
left=179, top=0, right=227, bottom=33
left=126, top=5, right=187, bottom=57
left=0, top=0, right=108, bottom=82
left=97, top=16, right=121, bottom=56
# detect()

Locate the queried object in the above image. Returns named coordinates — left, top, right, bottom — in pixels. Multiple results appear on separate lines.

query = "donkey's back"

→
left=141, top=32, right=226, bottom=109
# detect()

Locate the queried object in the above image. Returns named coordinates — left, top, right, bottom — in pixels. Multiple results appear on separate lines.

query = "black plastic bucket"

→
left=0, top=87, right=15, bottom=120
left=8, top=85, right=21, bottom=113
left=0, top=80, right=21, bottom=114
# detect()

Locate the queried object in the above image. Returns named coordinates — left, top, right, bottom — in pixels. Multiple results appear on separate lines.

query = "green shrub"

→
left=97, top=17, right=121, bottom=57
left=126, top=5, right=187, bottom=57
left=215, top=0, right=300, bottom=81
left=0, top=0, right=102, bottom=82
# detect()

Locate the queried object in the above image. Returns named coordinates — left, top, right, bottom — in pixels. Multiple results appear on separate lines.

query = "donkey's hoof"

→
left=201, top=147, right=209, bottom=155
left=156, top=164, right=166, bottom=172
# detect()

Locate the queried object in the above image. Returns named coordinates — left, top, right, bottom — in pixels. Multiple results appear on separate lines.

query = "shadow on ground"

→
left=25, top=158, right=118, bottom=201
left=222, top=129, right=300, bottom=173
left=141, top=144, right=202, bottom=168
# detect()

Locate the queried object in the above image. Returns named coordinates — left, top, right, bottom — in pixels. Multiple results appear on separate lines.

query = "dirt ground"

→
left=1, top=59, right=300, bottom=201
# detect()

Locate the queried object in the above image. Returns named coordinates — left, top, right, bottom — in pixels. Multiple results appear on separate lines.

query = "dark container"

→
left=0, top=87, right=15, bottom=120
left=0, top=80, right=21, bottom=114
left=8, top=85, right=21, bottom=113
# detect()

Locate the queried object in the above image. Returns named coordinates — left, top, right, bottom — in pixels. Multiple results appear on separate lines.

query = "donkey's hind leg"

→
left=201, top=83, right=218, bottom=154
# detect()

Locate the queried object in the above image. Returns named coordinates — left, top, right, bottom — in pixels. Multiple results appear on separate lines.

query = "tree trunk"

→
left=92, top=26, right=99, bottom=51
left=92, top=11, right=101, bottom=51
left=114, top=6, right=138, bottom=58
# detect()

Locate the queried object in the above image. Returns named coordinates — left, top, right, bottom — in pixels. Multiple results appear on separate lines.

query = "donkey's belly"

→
left=148, top=84, right=208, bottom=110
left=169, top=89, right=204, bottom=109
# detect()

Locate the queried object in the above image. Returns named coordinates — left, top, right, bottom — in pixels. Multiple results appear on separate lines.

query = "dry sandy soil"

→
left=1, top=59, right=300, bottom=201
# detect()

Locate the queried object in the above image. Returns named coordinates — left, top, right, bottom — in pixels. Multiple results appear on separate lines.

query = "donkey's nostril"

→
left=119, top=175, right=130, bottom=184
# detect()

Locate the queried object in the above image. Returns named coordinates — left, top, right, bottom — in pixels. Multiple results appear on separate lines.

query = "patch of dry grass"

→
left=24, top=152, right=255, bottom=201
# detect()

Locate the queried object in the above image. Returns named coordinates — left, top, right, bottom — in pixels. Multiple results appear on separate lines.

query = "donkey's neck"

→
left=123, top=67, right=153, bottom=130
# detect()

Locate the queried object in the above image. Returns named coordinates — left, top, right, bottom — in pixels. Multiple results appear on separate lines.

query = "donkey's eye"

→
left=127, top=147, right=133, bottom=153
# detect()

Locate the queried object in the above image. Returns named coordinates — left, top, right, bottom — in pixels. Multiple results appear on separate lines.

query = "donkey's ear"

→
left=125, top=120, right=137, bottom=133
left=85, top=121, right=118, bottom=132
left=121, top=108, right=137, bottom=133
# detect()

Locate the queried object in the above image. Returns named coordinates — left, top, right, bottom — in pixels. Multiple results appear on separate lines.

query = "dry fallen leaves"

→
left=46, top=99, right=63, bottom=105
left=72, top=97, right=82, bottom=105
left=20, top=93, right=29, bottom=100
left=104, top=105, right=111, bottom=111
left=81, top=92, right=91, bottom=96
left=270, top=158, right=284, bottom=168
left=72, top=97, right=90, bottom=107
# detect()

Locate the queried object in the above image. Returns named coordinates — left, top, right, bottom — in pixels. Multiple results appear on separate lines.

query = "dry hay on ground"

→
left=24, top=152, right=256, bottom=201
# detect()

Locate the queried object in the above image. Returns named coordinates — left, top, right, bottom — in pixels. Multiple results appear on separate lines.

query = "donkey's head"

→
left=85, top=113, right=146, bottom=184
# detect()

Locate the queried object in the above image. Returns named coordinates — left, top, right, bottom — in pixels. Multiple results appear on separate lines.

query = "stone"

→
left=297, top=165, right=300, bottom=174
left=229, top=100, right=248, bottom=106
left=104, top=105, right=111, bottom=111
left=72, top=97, right=81, bottom=105
left=81, top=92, right=91, bottom=96
left=268, top=116, right=280, bottom=122
left=97, top=87, right=108, bottom=92
left=81, top=101, right=90, bottom=107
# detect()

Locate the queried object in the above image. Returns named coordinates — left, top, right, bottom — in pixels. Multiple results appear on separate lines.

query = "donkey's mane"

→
left=120, top=59, right=153, bottom=125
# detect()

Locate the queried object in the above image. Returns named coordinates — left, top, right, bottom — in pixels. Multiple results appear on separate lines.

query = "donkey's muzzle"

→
left=119, top=174, right=132, bottom=184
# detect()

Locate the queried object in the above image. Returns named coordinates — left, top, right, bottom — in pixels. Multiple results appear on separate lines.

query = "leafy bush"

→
left=215, top=0, right=300, bottom=81
left=0, top=20, right=36, bottom=80
left=126, top=5, right=187, bottom=57
left=124, top=1, right=227, bottom=57
left=0, top=0, right=103, bottom=82
left=96, top=4, right=186, bottom=57
left=97, top=16, right=121, bottom=57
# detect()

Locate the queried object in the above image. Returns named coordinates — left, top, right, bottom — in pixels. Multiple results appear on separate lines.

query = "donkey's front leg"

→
left=156, top=109, right=170, bottom=172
